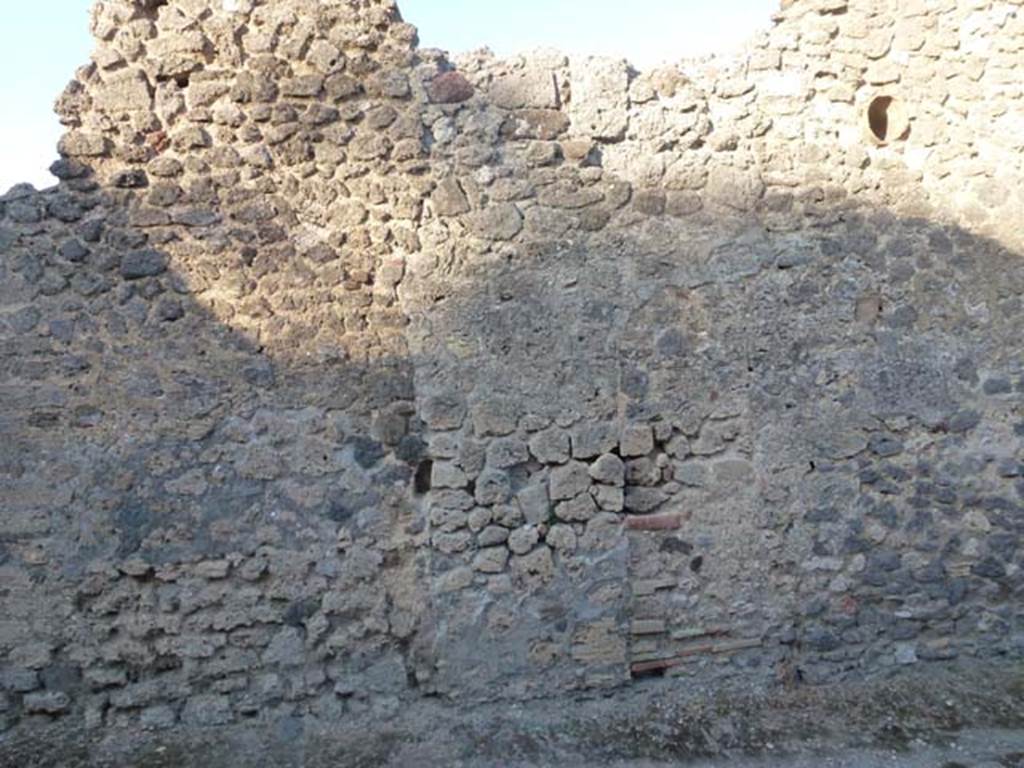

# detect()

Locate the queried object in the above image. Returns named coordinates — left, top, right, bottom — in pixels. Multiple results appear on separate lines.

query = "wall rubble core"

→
left=0, top=0, right=1022, bottom=763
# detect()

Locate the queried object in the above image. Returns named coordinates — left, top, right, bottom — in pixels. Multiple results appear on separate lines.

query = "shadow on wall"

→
left=401, top=199, right=1024, bottom=695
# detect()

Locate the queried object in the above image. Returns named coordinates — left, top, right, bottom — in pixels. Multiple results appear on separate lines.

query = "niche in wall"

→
left=866, top=95, right=910, bottom=145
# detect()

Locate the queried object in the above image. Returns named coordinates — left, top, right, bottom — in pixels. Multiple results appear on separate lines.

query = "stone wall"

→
left=0, top=0, right=1022, bottom=756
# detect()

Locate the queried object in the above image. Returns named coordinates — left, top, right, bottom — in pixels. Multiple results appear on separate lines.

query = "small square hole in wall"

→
left=414, top=459, right=433, bottom=495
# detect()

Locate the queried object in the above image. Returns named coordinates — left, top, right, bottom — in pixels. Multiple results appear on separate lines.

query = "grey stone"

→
left=982, top=377, right=1012, bottom=395
left=870, top=435, right=904, bottom=457
left=324, top=73, right=361, bottom=100
left=663, top=436, right=688, bottom=460
left=307, top=40, right=344, bottom=74
left=350, top=436, right=385, bottom=468
left=0, top=668, right=39, bottom=693
left=508, top=526, right=540, bottom=555
left=431, top=462, right=468, bottom=489
left=971, top=556, right=1006, bottom=579
left=8, top=306, right=40, bottom=333
left=624, top=487, right=668, bottom=513
left=581, top=513, right=623, bottom=551
left=155, top=296, right=185, bottom=322
left=471, top=399, right=519, bottom=437
left=663, top=462, right=704, bottom=487
left=550, top=461, right=592, bottom=501
left=592, top=485, right=625, bottom=512
left=490, top=69, right=559, bottom=110
left=111, top=169, right=147, bottom=188
left=546, top=524, right=577, bottom=553
left=996, top=459, right=1022, bottom=478
left=468, top=506, right=493, bottom=532
left=486, top=436, right=529, bottom=468
left=282, top=75, right=324, bottom=97
left=625, top=457, right=661, bottom=486
left=478, top=525, right=510, bottom=546
left=475, top=470, right=511, bottom=505
left=712, top=459, right=755, bottom=485
left=492, top=503, right=525, bottom=528
left=262, top=627, right=305, bottom=666
left=433, top=531, right=472, bottom=555
left=517, top=483, right=550, bottom=525
left=894, top=644, right=918, bottom=665
left=40, top=664, right=81, bottom=693
left=568, top=57, right=628, bottom=139
left=511, top=109, right=570, bottom=140
left=59, top=239, right=89, bottom=262
left=23, top=692, right=70, bottom=714
left=570, top=423, right=617, bottom=459
left=422, top=394, right=466, bottom=430
left=473, top=547, right=510, bottom=574
left=620, top=424, right=655, bottom=457
left=181, top=694, right=233, bottom=726
left=93, top=69, right=152, bottom=112
left=119, top=249, right=167, bottom=279
left=140, top=705, right=177, bottom=729
left=431, top=490, right=476, bottom=511
left=432, top=177, right=470, bottom=217
left=555, top=492, right=598, bottom=522
left=85, top=666, right=128, bottom=690
left=428, top=505, right=468, bottom=536
left=589, top=454, right=625, bottom=486
left=172, top=208, right=220, bottom=227
left=58, top=132, right=108, bottom=157
left=948, top=410, right=981, bottom=433
left=512, top=546, right=555, bottom=582
left=458, top=440, right=488, bottom=476
left=529, top=428, right=571, bottom=464
left=469, top=203, right=523, bottom=241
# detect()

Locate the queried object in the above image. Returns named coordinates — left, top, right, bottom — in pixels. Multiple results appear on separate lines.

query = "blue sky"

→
left=0, top=1, right=776, bottom=191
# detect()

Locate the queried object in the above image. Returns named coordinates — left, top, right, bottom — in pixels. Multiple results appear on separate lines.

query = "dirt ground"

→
left=3, top=661, right=1023, bottom=767
left=452, top=729, right=1024, bottom=767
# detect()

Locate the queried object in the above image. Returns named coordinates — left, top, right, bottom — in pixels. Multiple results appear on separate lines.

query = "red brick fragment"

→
left=429, top=72, right=474, bottom=104
left=146, top=130, right=169, bottom=154
left=625, top=514, right=682, bottom=531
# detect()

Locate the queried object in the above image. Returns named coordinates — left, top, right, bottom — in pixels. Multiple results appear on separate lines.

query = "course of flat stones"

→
left=1, top=0, right=1022, bottom=764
